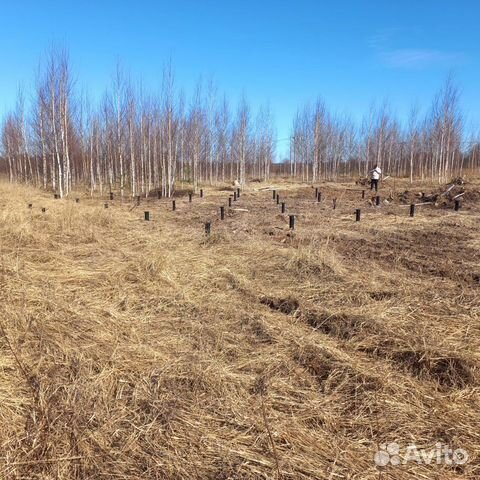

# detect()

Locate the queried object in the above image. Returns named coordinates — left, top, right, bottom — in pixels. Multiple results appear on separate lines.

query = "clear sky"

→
left=1, top=0, right=479, bottom=158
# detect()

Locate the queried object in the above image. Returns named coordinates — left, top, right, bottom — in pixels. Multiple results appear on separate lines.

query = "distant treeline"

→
left=1, top=47, right=479, bottom=196
left=1, top=48, right=274, bottom=197
left=290, top=78, right=479, bottom=183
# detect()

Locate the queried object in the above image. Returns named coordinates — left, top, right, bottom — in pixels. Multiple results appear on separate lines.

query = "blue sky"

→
left=1, top=0, right=479, bottom=158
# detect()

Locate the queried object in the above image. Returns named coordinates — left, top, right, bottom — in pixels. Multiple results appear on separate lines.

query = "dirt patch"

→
left=464, top=189, right=480, bottom=202
left=336, top=229, right=480, bottom=285
left=260, top=295, right=299, bottom=315
left=240, top=315, right=274, bottom=344
left=391, top=350, right=476, bottom=389
left=362, top=341, right=477, bottom=389
left=294, top=345, right=382, bottom=398
left=302, top=309, right=374, bottom=340
left=368, top=291, right=396, bottom=301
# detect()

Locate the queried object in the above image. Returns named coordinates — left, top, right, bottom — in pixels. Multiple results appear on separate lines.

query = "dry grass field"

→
left=0, top=177, right=479, bottom=479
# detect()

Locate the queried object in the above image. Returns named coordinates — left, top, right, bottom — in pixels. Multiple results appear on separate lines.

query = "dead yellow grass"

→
left=0, top=178, right=479, bottom=479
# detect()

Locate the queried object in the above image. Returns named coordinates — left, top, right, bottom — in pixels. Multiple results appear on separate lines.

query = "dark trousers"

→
left=370, top=179, right=379, bottom=192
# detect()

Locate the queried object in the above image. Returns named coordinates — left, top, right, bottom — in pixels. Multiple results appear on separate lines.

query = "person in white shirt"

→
left=370, top=164, right=382, bottom=192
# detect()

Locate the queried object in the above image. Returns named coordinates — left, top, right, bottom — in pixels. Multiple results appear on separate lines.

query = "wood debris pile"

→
left=418, top=178, right=466, bottom=207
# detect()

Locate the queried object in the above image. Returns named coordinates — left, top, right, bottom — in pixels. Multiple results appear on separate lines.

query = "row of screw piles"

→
left=314, top=187, right=418, bottom=222
left=272, top=189, right=295, bottom=229
left=45, top=185, right=464, bottom=227
left=142, top=188, right=206, bottom=221
left=207, top=187, right=241, bottom=235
